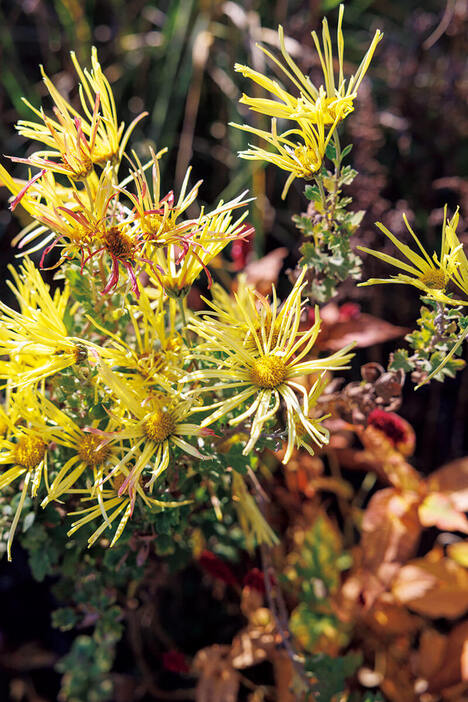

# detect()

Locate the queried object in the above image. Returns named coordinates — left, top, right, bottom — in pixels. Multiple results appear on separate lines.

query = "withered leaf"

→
left=361, top=488, right=422, bottom=571
left=426, top=457, right=468, bottom=512
left=244, top=247, right=288, bottom=294
left=426, top=621, right=468, bottom=692
left=418, top=492, right=468, bottom=533
left=392, top=553, right=468, bottom=618
left=316, top=303, right=407, bottom=352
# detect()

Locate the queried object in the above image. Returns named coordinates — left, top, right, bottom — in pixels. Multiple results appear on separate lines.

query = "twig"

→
left=252, top=478, right=315, bottom=699
left=260, top=544, right=314, bottom=699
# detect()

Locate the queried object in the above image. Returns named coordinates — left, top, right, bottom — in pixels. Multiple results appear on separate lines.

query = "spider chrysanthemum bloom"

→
left=232, top=104, right=337, bottom=199
left=184, top=270, right=354, bottom=459
left=91, top=287, right=187, bottom=386
left=28, top=396, right=123, bottom=507
left=13, top=47, right=145, bottom=179
left=3, top=165, right=110, bottom=263
left=231, top=6, right=382, bottom=197
left=358, top=208, right=466, bottom=304
left=120, top=149, right=202, bottom=246
left=0, top=259, right=91, bottom=388
left=147, top=191, right=253, bottom=294
left=2, top=165, right=156, bottom=298
left=0, top=401, right=49, bottom=560
left=444, top=207, right=468, bottom=303
left=94, top=362, right=211, bottom=504
left=234, top=5, right=382, bottom=127
left=287, top=372, right=331, bottom=463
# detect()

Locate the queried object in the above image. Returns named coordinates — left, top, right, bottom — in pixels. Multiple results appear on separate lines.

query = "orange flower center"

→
left=103, top=227, right=135, bottom=260
left=144, top=407, right=176, bottom=443
left=13, top=436, right=47, bottom=469
left=77, top=434, right=110, bottom=467
left=419, top=269, right=446, bottom=290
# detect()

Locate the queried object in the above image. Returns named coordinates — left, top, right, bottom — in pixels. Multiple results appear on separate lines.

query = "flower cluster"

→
left=0, top=52, right=251, bottom=299
left=232, top=4, right=382, bottom=196
left=0, top=47, right=356, bottom=559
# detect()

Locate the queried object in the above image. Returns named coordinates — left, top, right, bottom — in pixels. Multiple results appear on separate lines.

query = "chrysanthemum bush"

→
left=0, top=6, right=467, bottom=701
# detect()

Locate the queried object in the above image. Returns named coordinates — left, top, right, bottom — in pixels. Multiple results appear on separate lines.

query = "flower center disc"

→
left=78, top=434, right=110, bottom=467
left=251, top=355, right=287, bottom=389
left=13, top=436, right=46, bottom=469
left=144, top=408, right=176, bottom=443
left=419, top=269, right=446, bottom=290
left=103, top=227, right=134, bottom=260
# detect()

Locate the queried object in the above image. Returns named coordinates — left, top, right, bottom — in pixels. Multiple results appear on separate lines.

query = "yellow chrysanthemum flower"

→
left=26, top=396, right=122, bottom=507
left=231, top=6, right=382, bottom=197
left=14, top=47, right=145, bottom=179
left=0, top=399, right=49, bottom=560
left=358, top=209, right=466, bottom=304
left=232, top=104, right=337, bottom=199
left=120, top=148, right=202, bottom=244
left=184, top=270, right=354, bottom=459
left=89, top=287, right=186, bottom=386
left=287, top=372, right=330, bottom=463
left=95, top=362, right=211, bottom=503
left=234, top=6, right=382, bottom=127
left=147, top=191, right=253, bottom=295
left=412, top=206, right=468, bottom=388
left=444, top=207, right=468, bottom=302
left=0, top=259, right=91, bottom=388
left=2, top=165, right=108, bottom=260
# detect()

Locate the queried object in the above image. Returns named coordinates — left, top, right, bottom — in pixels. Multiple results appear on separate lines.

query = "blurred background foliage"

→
left=0, top=1, right=468, bottom=700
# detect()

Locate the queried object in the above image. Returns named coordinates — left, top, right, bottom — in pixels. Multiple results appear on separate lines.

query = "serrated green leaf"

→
left=389, top=349, right=413, bottom=372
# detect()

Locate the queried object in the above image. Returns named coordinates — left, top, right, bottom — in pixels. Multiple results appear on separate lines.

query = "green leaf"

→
left=305, top=652, right=362, bottom=702
left=304, top=184, right=321, bottom=202
left=389, top=349, right=413, bottom=372
left=341, top=143, right=353, bottom=159
left=52, top=607, right=79, bottom=632
left=325, top=142, right=336, bottom=160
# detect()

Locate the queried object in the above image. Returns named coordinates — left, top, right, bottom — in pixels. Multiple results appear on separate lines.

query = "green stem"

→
left=328, top=131, right=342, bottom=229
left=177, top=296, right=191, bottom=348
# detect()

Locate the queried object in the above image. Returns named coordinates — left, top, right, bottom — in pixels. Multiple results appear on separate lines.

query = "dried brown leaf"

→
left=419, top=492, right=468, bottom=533
left=243, top=247, right=288, bottom=294
left=413, top=628, right=447, bottom=680
left=361, top=488, right=422, bottom=571
left=426, top=621, right=468, bottom=692
left=426, top=457, right=468, bottom=512
left=316, top=303, right=407, bottom=352
left=392, top=552, right=468, bottom=618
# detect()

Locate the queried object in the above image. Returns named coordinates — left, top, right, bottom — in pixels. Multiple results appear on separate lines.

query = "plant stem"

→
left=177, top=296, right=191, bottom=348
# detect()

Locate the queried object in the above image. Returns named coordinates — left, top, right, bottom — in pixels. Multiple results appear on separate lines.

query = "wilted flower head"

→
left=14, top=47, right=145, bottom=179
